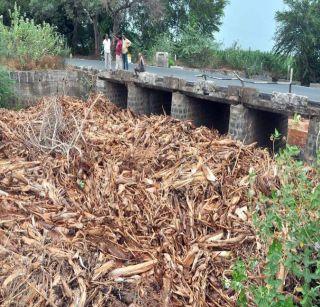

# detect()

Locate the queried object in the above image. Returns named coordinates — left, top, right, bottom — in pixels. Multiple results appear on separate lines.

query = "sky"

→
left=217, top=0, right=286, bottom=51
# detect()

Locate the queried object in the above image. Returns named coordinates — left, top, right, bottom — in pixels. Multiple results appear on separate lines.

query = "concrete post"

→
left=96, top=79, right=127, bottom=109
left=127, top=83, right=150, bottom=115
left=305, top=117, right=320, bottom=161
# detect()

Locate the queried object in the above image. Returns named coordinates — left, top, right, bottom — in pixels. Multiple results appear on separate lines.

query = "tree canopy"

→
left=0, top=0, right=228, bottom=56
left=274, top=0, right=320, bottom=85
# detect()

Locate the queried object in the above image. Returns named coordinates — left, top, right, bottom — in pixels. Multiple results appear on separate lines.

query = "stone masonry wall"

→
left=96, top=79, right=127, bottom=109
left=171, top=92, right=207, bottom=126
left=9, top=70, right=95, bottom=107
left=229, top=104, right=288, bottom=148
left=229, top=105, right=257, bottom=144
left=127, top=83, right=151, bottom=115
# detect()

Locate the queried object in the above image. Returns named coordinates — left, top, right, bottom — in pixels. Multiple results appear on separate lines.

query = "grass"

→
left=210, top=48, right=294, bottom=80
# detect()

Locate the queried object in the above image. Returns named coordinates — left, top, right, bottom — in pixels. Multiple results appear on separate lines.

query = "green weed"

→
left=0, top=66, right=14, bottom=108
left=231, top=146, right=320, bottom=306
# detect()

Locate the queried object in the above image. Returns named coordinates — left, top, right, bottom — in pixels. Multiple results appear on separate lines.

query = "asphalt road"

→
left=66, top=58, right=320, bottom=103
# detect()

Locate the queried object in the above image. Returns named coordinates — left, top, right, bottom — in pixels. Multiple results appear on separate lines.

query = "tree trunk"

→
left=112, top=13, right=121, bottom=36
left=72, top=3, right=79, bottom=54
left=72, top=21, right=79, bottom=53
left=93, top=13, right=100, bottom=58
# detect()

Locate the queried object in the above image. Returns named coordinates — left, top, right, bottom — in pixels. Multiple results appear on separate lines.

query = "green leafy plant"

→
left=293, top=113, right=302, bottom=125
left=0, top=66, right=14, bottom=108
left=0, top=4, right=69, bottom=70
left=270, top=128, right=282, bottom=154
left=175, top=22, right=219, bottom=68
left=232, top=146, right=320, bottom=306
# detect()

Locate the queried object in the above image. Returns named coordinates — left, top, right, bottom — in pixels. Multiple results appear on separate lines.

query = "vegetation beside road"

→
left=0, top=5, right=68, bottom=70
left=0, top=65, right=14, bottom=107
left=1, top=1, right=320, bottom=85
left=148, top=32, right=294, bottom=80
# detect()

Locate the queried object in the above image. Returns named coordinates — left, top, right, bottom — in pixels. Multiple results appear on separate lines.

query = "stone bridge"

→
left=8, top=68, right=320, bottom=161
left=96, top=69, right=319, bottom=161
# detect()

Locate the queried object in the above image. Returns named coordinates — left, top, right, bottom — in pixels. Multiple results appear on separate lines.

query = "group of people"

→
left=103, top=34, right=145, bottom=76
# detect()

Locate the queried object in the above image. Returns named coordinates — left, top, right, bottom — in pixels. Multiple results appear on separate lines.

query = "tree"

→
left=274, top=0, right=320, bottom=86
left=165, top=0, right=228, bottom=37
left=101, top=0, right=162, bottom=34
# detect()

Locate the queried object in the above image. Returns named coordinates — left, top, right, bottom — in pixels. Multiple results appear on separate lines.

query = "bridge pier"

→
left=127, top=83, right=150, bottom=115
left=127, top=83, right=172, bottom=116
left=305, top=117, right=320, bottom=161
left=171, top=92, right=200, bottom=124
left=229, top=104, right=288, bottom=149
left=96, top=79, right=127, bottom=108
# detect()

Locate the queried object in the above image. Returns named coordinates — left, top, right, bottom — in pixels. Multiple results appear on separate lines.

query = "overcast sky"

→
left=217, top=0, right=286, bottom=51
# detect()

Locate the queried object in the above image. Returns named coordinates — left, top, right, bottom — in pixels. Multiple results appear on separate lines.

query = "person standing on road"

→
left=122, top=35, right=131, bottom=70
left=114, top=35, right=123, bottom=70
left=103, top=34, right=112, bottom=71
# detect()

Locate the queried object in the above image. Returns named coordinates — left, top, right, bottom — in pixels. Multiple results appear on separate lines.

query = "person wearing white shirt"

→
left=103, top=34, right=112, bottom=71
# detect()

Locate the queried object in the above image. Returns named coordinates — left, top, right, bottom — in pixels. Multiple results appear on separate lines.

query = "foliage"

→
left=175, top=22, right=219, bottom=68
left=274, top=0, right=320, bottom=86
left=147, top=36, right=294, bottom=78
left=0, top=66, right=14, bottom=108
left=211, top=45, right=295, bottom=78
left=165, top=0, right=228, bottom=36
left=146, top=33, right=175, bottom=60
left=0, top=5, right=69, bottom=69
left=231, top=146, right=320, bottom=306
left=145, top=25, right=218, bottom=69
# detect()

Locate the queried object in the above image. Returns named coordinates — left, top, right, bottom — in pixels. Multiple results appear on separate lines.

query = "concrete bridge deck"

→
left=91, top=64, right=320, bottom=162
left=66, top=58, right=320, bottom=104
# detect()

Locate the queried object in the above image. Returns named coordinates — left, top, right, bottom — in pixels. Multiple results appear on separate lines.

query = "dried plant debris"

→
left=0, top=95, right=276, bottom=306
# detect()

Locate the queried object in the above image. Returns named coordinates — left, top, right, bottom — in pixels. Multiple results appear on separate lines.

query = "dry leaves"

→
left=0, top=95, right=276, bottom=306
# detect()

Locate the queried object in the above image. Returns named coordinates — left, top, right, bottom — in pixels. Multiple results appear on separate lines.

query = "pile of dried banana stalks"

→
left=0, top=95, right=276, bottom=306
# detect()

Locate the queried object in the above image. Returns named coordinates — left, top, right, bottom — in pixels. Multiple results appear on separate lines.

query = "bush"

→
left=231, top=146, right=320, bottom=306
left=212, top=45, right=295, bottom=79
left=0, top=4, right=69, bottom=70
left=0, top=66, right=14, bottom=108
left=146, top=33, right=175, bottom=64
left=146, top=25, right=219, bottom=68
left=148, top=33, right=294, bottom=79
left=175, top=23, right=219, bottom=68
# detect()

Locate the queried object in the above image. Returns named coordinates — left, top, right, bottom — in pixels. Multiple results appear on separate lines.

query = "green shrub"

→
left=148, top=35, right=294, bottom=78
left=0, top=66, right=14, bottom=108
left=0, top=4, right=69, bottom=69
left=175, top=23, right=219, bottom=68
left=231, top=146, right=320, bottom=306
left=146, top=33, right=175, bottom=64
left=212, top=45, right=295, bottom=78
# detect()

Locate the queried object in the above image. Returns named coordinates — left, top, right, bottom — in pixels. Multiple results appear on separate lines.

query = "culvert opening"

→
left=194, top=99, right=230, bottom=135
left=252, top=109, right=288, bottom=150
left=112, top=83, right=128, bottom=109
left=101, top=81, right=128, bottom=109
left=149, top=90, right=172, bottom=116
